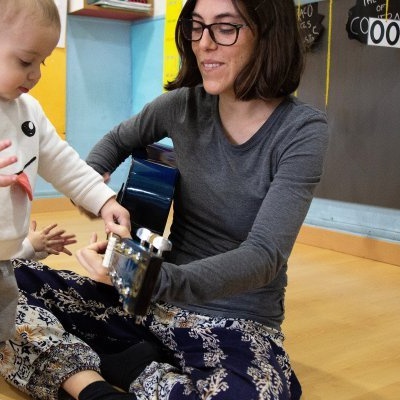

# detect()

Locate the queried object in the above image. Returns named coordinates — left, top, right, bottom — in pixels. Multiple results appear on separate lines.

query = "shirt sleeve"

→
left=12, top=238, right=35, bottom=259
left=86, top=91, right=182, bottom=175
left=33, top=100, right=116, bottom=216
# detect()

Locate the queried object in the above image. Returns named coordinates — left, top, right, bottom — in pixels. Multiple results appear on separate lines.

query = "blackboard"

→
left=297, top=0, right=400, bottom=210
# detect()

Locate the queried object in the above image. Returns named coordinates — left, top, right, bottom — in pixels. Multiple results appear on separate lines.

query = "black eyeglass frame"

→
left=179, top=18, right=249, bottom=46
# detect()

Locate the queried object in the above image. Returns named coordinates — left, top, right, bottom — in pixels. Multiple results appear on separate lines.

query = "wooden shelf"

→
left=68, top=0, right=153, bottom=22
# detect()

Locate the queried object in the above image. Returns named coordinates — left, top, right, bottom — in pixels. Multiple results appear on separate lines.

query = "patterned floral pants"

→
left=0, top=260, right=301, bottom=400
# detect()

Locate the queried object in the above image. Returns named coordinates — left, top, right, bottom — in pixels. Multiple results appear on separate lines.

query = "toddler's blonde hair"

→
left=0, top=0, right=61, bottom=31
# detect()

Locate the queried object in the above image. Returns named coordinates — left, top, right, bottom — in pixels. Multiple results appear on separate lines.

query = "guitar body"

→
left=118, top=144, right=178, bottom=236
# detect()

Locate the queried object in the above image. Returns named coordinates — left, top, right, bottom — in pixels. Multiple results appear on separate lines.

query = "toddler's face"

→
left=0, top=12, right=59, bottom=101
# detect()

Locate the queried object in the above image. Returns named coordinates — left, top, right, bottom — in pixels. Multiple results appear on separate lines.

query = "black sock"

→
left=100, top=341, right=164, bottom=391
left=78, top=381, right=137, bottom=400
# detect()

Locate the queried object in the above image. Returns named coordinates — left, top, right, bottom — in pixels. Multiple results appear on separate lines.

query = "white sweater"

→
left=0, top=94, right=115, bottom=260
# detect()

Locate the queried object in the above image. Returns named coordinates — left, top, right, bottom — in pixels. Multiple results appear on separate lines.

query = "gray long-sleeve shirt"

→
left=87, top=87, right=328, bottom=330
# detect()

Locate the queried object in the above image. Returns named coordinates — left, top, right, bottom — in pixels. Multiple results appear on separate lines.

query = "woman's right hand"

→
left=75, top=222, right=132, bottom=285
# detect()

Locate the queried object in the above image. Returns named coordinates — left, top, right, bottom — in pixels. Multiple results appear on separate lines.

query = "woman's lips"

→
left=19, top=87, right=29, bottom=93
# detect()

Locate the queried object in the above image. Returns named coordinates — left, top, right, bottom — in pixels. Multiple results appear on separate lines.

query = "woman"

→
left=0, top=0, right=328, bottom=399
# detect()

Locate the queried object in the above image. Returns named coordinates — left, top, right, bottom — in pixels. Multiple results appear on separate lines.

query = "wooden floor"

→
left=1, top=207, right=399, bottom=400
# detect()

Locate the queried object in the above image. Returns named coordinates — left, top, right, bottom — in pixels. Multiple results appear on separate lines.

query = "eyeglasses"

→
left=180, top=18, right=248, bottom=46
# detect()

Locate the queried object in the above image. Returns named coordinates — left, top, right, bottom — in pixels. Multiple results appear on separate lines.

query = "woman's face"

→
left=191, top=0, right=255, bottom=98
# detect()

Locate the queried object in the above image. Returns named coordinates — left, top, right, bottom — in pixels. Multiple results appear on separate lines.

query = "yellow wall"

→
left=30, top=47, right=66, bottom=140
left=163, top=0, right=183, bottom=89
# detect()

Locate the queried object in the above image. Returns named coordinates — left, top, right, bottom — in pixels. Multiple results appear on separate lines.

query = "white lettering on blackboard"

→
left=349, top=16, right=370, bottom=35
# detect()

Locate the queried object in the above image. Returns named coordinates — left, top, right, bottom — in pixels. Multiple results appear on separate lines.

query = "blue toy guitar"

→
left=117, top=143, right=178, bottom=236
left=105, top=144, right=178, bottom=315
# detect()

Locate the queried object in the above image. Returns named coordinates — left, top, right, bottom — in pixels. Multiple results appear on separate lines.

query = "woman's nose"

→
left=198, top=28, right=217, bottom=49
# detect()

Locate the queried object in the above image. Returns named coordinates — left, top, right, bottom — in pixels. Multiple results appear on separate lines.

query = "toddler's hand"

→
left=28, top=221, right=77, bottom=256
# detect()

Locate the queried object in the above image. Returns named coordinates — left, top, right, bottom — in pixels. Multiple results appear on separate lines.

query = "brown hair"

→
left=165, top=0, right=304, bottom=100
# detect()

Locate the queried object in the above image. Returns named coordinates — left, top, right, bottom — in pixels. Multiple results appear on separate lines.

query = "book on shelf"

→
left=87, top=0, right=151, bottom=12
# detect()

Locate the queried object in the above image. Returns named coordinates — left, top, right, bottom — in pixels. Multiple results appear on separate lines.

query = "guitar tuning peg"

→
left=150, top=235, right=172, bottom=256
left=136, top=227, right=152, bottom=246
